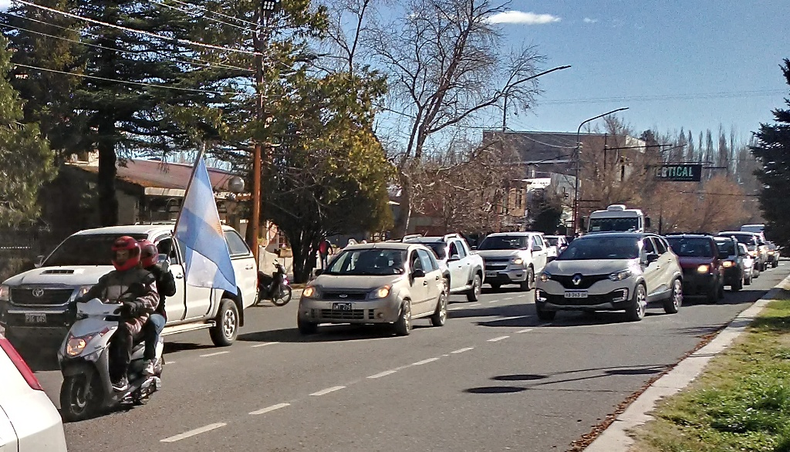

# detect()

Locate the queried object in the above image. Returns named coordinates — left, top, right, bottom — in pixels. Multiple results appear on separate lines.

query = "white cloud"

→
left=583, top=18, right=598, bottom=24
left=0, top=0, right=11, bottom=11
left=486, top=11, right=561, bottom=25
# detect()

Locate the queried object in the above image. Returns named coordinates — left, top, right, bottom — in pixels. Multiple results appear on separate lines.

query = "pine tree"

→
left=751, top=59, right=790, bottom=247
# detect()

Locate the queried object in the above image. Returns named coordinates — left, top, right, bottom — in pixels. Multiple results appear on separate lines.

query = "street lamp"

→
left=572, top=107, right=629, bottom=234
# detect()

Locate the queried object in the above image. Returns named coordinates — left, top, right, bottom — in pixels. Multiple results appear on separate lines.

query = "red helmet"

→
left=139, top=239, right=158, bottom=268
left=111, top=236, right=141, bottom=271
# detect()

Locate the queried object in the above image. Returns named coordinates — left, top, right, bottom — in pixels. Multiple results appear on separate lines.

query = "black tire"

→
left=773, top=260, right=779, bottom=269
left=535, top=304, right=556, bottom=321
left=745, top=271, right=752, bottom=285
left=466, top=274, right=482, bottom=302
left=663, top=279, right=683, bottom=314
left=393, top=300, right=412, bottom=336
left=731, top=276, right=743, bottom=292
left=60, top=373, right=102, bottom=422
left=626, top=284, right=647, bottom=322
left=271, top=286, right=293, bottom=306
left=520, top=266, right=535, bottom=291
left=297, top=316, right=318, bottom=335
left=718, top=282, right=725, bottom=299
left=430, top=291, right=448, bottom=327
left=210, top=299, right=239, bottom=347
left=489, top=283, right=501, bottom=291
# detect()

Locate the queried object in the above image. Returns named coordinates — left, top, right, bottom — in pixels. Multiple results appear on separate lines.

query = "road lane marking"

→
left=448, top=306, right=465, bottom=311
left=251, top=342, right=280, bottom=348
left=160, top=423, right=226, bottom=443
left=468, top=303, right=481, bottom=307
left=412, top=357, right=440, bottom=366
left=367, top=370, right=397, bottom=379
left=503, top=297, right=514, bottom=300
left=498, top=315, right=531, bottom=322
left=200, top=351, right=230, bottom=358
left=488, top=335, right=510, bottom=342
left=310, top=386, right=346, bottom=396
left=489, top=299, right=500, bottom=304
left=451, top=347, right=474, bottom=354
left=249, top=403, right=290, bottom=415
left=516, top=328, right=533, bottom=334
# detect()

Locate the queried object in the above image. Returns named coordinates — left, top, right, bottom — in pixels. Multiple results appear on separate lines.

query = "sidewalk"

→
left=585, top=272, right=790, bottom=451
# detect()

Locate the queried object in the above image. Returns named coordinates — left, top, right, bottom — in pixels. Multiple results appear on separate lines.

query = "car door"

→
left=224, top=229, right=257, bottom=307
left=530, top=235, right=548, bottom=273
left=154, top=237, right=187, bottom=322
left=408, top=250, right=429, bottom=313
left=650, top=237, right=673, bottom=294
left=447, top=240, right=467, bottom=291
left=172, top=237, right=214, bottom=320
left=640, top=237, right=662, bottom=298
left=419, top=248, right=443, bottom=313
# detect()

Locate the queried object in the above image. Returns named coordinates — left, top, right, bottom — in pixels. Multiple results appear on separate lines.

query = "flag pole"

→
left=174, top=141, right=207, bottom=233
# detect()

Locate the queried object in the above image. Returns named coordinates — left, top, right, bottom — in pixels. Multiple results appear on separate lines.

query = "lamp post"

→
left=572, top=107, right=629, bottom=234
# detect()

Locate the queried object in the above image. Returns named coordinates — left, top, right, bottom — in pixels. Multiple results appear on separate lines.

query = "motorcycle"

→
left=257, top=260, right=292, bottom=306
left=58, top=298, right=163, bottom=421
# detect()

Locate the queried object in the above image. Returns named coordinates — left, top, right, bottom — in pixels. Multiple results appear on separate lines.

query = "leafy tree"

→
left=751, top=58, right=790, bottom=247
left=0, top=37, right=56, bottom=226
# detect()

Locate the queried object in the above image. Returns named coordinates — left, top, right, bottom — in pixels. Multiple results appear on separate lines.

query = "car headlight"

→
left=608, top=269, right=632, bottom=281
left=722, top=261, right=735, bottom=268
left=768, top=251, right=775, bottom=255
left=66, top=334, right=93, bottom=357
left=370, top=285, right=391, bottom=299
left=511, top=258, right=524, bottom=266
left=0, top=285, right=9, bottom=302
left=302, top=286, right=320, bottom=299
left=74, top=285, right=92, bottom=301
left=697, top=264, right=710, bottom=273
left=539, top=271, right=551, bottom=282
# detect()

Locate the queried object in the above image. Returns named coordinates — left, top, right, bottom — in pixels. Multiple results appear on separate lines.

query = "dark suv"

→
left=714, top=235, right=746, bottom=291
left=665, top=234, right=724, bottom=303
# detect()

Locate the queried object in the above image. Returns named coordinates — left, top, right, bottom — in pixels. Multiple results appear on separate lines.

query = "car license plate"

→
left=486, top=271, right=498, bottom=278
left=332, top=303, right=352, bottom=311
left=564, top=291, right=588, bottom=299
left=25, top=313, right=47, bottom=324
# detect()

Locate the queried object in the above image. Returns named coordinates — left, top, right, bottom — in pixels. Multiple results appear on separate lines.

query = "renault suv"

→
left=665, top=234, right=724, bottom=303
left=535, top=233, right=683, bottom=321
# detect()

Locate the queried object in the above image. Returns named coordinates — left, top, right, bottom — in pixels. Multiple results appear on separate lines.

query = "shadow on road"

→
left=238, top=323, right=426, bottom=343
left=163, top=342, right=216, bottom=353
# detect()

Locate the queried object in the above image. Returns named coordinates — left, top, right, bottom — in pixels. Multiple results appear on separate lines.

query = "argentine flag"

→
left=175, top=157, right=237, bottom=294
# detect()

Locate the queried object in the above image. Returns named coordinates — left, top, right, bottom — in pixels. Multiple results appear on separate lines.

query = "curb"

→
left=584, top=271, right=790, bottom=451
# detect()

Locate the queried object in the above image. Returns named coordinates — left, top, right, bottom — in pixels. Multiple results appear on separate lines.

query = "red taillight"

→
left=0, top=336, right=43, bottom=391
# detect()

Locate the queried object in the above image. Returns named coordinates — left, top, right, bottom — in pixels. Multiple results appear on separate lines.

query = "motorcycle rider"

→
left=76, top=236, right=159, bottom=391
left=138, top=240, right=176, bottom=376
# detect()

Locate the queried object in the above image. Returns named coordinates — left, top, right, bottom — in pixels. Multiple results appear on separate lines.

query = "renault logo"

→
left=32, top=288, right=45, bottom=298
left=572, top=274, right=583, bottom=286
left=339, top=294, right=348, bottom=298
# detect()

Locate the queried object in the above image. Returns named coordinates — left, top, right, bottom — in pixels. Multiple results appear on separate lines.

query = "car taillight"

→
left=0, top=336, right=43, bottom=391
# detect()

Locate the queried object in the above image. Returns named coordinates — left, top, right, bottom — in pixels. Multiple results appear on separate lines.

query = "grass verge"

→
left=630, top=297, right=790, bottom=452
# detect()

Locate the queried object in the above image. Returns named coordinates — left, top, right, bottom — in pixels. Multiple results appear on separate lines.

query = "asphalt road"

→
left=25, top=261, right=789, bottom=452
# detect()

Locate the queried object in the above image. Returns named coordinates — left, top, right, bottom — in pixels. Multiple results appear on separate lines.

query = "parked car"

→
left=665, top=234, right=724, bottom=303
left=739, top=243, right=756, bottom=285
left=544, top=235, right=569, bottom=260
left=535, top=233, right=683, bottom=321
left=402, top=233, right=485, bottom=301
left=0, top=334, right=68, bottom=451
left=714, top=235, right=747, bottom=291
left=766, top=241, right=780, bottom=268
left=717, top=231, right=768, bottom=272
left=297, top=242, right=447, bottom=336
left=475, top=232, right=549, bottom=291
left=0, top=224, right=258, bottom=350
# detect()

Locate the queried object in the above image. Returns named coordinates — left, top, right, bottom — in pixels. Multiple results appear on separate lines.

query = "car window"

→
left=224, top=230, right=251, bottom=257
left=417, top=249, right=436, bottom=272
left=715, top=239, right=736, bottom=256
left=545, top=237, right=558, bottom=246
left=556, top=236, right=640, bottom=260
left=410, top=250, right=423, bottom=272
left=156, top=237, right=181, bottom=264
left=325, top=248, right=406, bottom=275
left=643, top=238, right=655, bottom=254
left=421, top=242, right=447, bottom=260
left=453, top=240, right=467, bottom=259
left=448, top=241, right=459, bottom=258
left=44, top=233, right=148, bottom=266
left=478, top=235, right=528, bottom=250
left=666, top=237, right=715, bottom=257
left=652, top=237, right=667, bottom=254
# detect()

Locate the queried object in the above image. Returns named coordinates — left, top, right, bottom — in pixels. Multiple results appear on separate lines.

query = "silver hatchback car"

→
left=298, top=243, right=448, bottom=335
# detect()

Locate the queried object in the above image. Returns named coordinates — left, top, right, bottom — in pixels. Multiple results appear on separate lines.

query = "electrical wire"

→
left=168, top=0, right=259, bottom=28
left=151, top=0, right=255, bottom=34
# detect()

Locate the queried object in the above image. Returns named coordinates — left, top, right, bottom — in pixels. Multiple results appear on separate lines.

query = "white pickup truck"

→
left=403, top=234, right=485, bottom=301
left=0, top=224, right=258, bottom=349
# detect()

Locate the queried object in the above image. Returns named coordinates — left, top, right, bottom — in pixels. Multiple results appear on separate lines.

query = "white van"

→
left=587, top=204, right=650, bottom=234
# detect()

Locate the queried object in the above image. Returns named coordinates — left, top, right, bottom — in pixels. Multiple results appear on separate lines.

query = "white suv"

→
left=403, top=234, right=485, bottom=301
left=475, top=232, right=549, bottom=291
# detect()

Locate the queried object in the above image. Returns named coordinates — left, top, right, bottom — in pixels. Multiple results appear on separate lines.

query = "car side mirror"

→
left=34, top=255, right=45, bottom=268
left=314, top=269, right=323, bottom=276
left=532, top=245, right=543, bottom=252
left=412, top=269, right=426, bottom=278
left=646, top=253, right=659, bottom=264
left=471, top=246, right=477, bottom=250
left=448, top=254, right=461, bottom=262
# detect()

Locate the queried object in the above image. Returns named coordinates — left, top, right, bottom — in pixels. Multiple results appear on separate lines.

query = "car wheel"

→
left=626, top=284, right=647, bottom=321
left=663, top=279, right=683, bottom=314
left=393, top=300, right=412, bottom=336
left=745, top=271, right=752, bottom=285
left=466, top=274, right=482, bottom=302
left=535, top=303, right=556, bottom=321
left=430, top=291, right=448, bottom=327
left=489, top=283, right=501, bottom=291
left=520, top=266, right=534, bottom=291
left=210, top=299, right=239, bottom=346
left=731, top=276, right=743, bottom=292
left=297, top=316, right=318, bottom=335
left=718, top=281, right=725, bottom=299
left=773, top=261, right=779, bottom=269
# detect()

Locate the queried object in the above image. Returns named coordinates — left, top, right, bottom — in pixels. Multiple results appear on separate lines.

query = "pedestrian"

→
left=318, top=237, right=333, bottom=269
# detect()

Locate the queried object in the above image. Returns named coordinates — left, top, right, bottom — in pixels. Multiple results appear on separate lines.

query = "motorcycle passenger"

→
left=77, top=236, right=159, bottom=391
left=138, top=240, right=176, bottom=376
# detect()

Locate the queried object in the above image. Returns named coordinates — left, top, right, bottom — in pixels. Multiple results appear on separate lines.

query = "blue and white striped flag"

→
left=174, top=157, right=237, bottom=294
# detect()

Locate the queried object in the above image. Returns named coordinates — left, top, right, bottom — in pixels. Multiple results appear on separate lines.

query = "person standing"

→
left=318, top=238, right=333, bottom=269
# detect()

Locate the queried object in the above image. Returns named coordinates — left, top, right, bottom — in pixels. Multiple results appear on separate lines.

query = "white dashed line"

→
left=489, top=299, right=500, bottom=304
left=200, top=351, right=230, bottom=358
left=160, top=423, right=227, bottom=443
left=412, top=357, right=440, bottom=366
left=251, top=342, right=280, bottom=348
left=516, top=328, right=533, bottom=334
left=488, top=335, right=510, bottom=342
left=468, top=303, right=481, bottom=307
left=448, top=306, right=465, bottom=311
left=367, top=370, right=397, bottom=379
left=498, top=315, right=530, bottom=322
left=249, top=403, right=290, bottom=415
left=310, top=386, right=346, bottom=396
left=503, top=297, right=514, bottom=300
left=451, top=347, right=474, bottom=354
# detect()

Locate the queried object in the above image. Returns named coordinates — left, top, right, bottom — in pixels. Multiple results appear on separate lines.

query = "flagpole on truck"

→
left=174, top=141, right=207, bottom=233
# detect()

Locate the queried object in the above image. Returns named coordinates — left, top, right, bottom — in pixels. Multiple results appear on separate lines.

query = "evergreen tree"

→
left=0, top=37, right=56, bottom=226
left=751, top=59, right=790, bottom=247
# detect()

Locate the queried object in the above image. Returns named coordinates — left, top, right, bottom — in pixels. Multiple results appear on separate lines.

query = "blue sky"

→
left=493, top=0, right=790, bottom=141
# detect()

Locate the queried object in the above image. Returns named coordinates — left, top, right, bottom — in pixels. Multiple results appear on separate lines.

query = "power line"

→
left=14, top=0, right=260, bottom=56
left=151, top=0, right=255, bottom=34
left=168, top=0, right=259, bottom=28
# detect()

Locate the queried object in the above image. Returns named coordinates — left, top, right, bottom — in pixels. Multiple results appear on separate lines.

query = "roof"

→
left=576, top=232, right=651, bottom=240
left=70, top=159, right=237, bottom=192
left=344, top=242, right=426, bottom=251
left=72, top=223, right=238, bottom=237
left=485, top=231, right=544, bottom=237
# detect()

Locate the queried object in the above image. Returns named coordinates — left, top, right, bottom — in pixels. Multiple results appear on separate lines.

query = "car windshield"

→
left=588, top=217, right=640, bottom=232
left=715, top=240, right=736, bottom=256
left=44, top=234, right=148, bottom=266
left=422, top=242, right=447, bottom=260
left=666, top=238, right=714, bottom=257
left=324, top=248, right=407, bottom=275
left=478, top=236, right=528, bottom=250
left=556, top=236, right=639, bottom=260
left=545, top=237, right=558, bottom=246
left=723, top=233, right=756, bottom=246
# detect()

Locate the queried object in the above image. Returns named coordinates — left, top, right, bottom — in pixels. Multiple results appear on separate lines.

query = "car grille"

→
left=484, top=259, right=510, bottom=271
left=543, top=292, right=622, bottom=306
left=549, top=274, right=610, bottom=289
left=10, top=288, right=74, bottom=306
left=316, top=309, right=375, bottom=320
left=322, top=291, right=368, bottom=301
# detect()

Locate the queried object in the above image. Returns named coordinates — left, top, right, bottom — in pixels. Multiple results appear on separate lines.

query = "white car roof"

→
left=344, top=242, right=425, bottom=251
left=72, top=223, right=238, bottom=237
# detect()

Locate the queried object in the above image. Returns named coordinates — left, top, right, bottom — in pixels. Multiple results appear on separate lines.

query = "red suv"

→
left=665, top=234, right=724, bottom=303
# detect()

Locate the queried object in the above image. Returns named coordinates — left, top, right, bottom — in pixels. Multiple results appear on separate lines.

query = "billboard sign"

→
left=654, top=164, right=702, bottom=182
